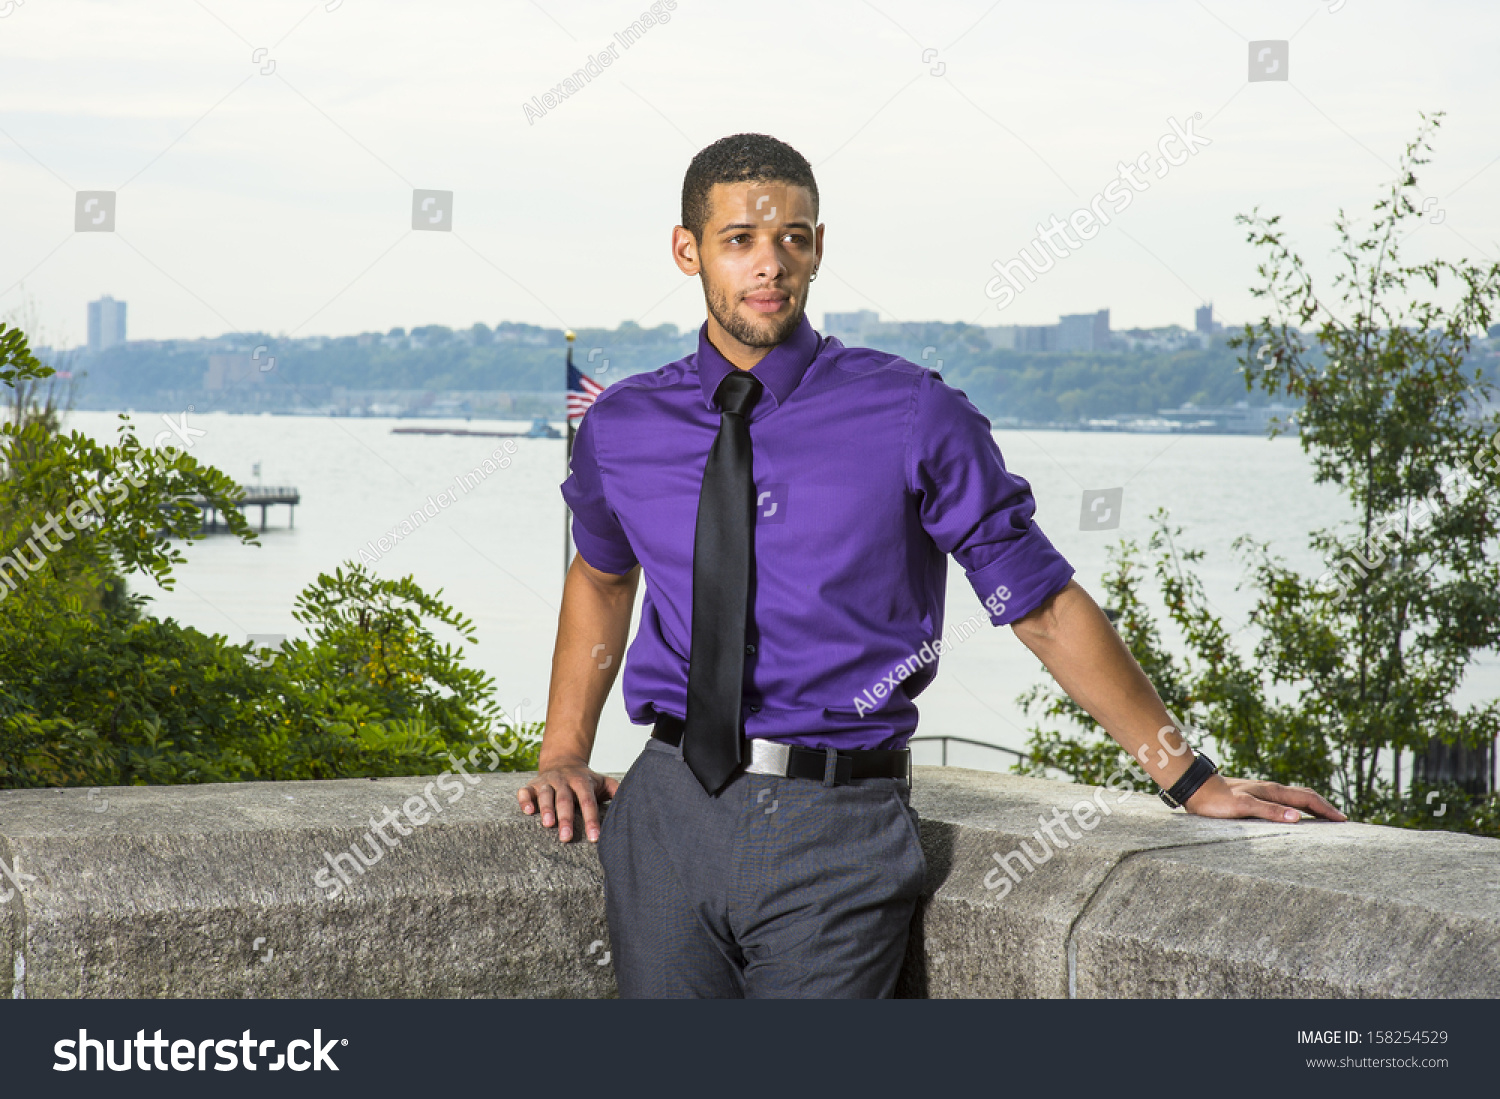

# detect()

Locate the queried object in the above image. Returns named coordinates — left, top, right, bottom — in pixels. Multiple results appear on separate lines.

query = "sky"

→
left=2, top=0, right=1498, bottom=349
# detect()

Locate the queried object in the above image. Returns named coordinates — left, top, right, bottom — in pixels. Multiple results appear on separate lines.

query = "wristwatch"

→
left=1158, top=749, right=1218, bottom=809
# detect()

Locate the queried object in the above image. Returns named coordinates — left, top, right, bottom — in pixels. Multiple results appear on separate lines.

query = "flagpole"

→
left=564, top=330, right=575, bottom=585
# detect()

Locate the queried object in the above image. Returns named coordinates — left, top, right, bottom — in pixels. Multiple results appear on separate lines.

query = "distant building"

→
left=823, top=309, right=879, bottom=340
left=986, top=311, right=1109, bottom=353
left=1195, top=303, right=1222, bottom=335
left=87, top=296, right=127, bottom=355
left=1057, top=309, right=1110, bottom=353
left=982, top=325, right=1017, bottom=350
left=204, top=353, right=267, bottom=390
left=985, top=324, right=1056, bottom=351
left=1015, top=325, right=1055, bottom=352
left=1156, top=400, right=1299, bottom=434
left=1116, top=325, right=1204, bottom=353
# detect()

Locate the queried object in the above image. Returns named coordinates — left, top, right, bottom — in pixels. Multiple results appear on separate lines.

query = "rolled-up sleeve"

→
left=561, top=406, right=639, bottom=575
left=908, top=369, right=1074, bottom=624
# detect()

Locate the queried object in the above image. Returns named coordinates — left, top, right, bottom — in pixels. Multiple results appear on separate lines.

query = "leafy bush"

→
left=0, top=322, right=539, bottom=788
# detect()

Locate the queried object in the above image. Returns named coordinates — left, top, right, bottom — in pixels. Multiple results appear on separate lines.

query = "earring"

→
left=810, top=267, right=819, bottom=282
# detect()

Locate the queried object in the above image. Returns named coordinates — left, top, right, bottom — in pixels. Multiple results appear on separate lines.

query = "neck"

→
left=704, top=315, right=775, bottom=371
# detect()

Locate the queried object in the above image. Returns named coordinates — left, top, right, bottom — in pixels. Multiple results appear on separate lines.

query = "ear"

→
left=671, top=225, right=700, bottom=276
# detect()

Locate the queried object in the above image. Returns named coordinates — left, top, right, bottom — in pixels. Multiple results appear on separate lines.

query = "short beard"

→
left=703, top=275, right=806, bottom=349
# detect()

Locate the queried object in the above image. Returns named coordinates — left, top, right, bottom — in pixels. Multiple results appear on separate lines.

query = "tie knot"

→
left=715, top=371, right=763, bottom=417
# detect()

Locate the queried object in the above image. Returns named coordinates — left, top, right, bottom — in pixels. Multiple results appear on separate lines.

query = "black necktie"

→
left=683, top=370, right=764, bottom=795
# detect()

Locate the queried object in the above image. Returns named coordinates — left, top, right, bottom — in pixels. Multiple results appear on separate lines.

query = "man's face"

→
left=679, top=180, right=822, bottom=350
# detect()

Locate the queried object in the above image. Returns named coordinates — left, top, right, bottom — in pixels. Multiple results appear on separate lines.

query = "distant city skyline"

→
left=56, top=296, right=1498, bottom=423
left=4, top=1, right=1498, bottom=347
left=47, top=294, right=1500, bottom=363
left=60, top=300, right=1230, bottom=356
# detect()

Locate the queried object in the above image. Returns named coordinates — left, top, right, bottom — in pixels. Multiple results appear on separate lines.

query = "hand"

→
left=517, top=761, right=619, bottom=843
left=1183, top=774, right=1347, bottom=822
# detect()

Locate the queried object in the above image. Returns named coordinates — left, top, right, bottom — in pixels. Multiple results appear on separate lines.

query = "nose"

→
left=749, top=233, right=788, bottom=283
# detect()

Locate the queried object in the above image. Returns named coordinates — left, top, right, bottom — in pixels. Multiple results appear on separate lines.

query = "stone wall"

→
left=2, top=766, right=1495, bottom=998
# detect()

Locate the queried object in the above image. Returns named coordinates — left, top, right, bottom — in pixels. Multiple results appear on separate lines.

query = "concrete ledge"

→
left=1, top=766, right=1496, bottom=998
left=0, top=776, right=612, bottom=998
left=896, top=768, right=1500, bottom=998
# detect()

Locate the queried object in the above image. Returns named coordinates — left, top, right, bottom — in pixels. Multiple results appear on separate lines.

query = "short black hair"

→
left=680, top=133, right=819, bottom=244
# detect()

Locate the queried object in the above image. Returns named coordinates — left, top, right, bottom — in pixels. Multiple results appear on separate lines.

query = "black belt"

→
left=651, top=714, right=910, bottom=785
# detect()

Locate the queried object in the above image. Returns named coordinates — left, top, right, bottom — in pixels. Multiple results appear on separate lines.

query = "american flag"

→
left=567, top=355, right=605, bottom=421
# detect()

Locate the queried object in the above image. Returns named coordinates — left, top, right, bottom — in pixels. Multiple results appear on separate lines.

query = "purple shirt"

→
left=561, top=313, right=1075, bottom=751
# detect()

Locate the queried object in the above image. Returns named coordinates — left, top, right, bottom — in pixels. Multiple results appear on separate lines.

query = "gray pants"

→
left=597, top=735, right=927, bottom=998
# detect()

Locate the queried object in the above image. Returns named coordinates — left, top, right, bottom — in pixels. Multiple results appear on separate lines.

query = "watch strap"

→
left=1159, top=750, right=1218, bottom=809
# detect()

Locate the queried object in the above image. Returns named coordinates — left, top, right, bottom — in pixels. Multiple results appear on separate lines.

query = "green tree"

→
left=1017, top=115, right=1500, bottom=837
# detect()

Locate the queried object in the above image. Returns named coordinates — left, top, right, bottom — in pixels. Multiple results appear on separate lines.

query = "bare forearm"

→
left=1009, top=579, right=1346, bottom=823
left=540, top=555, right=640, bottom=769
left=1010, top=579, right=1193, bottom=790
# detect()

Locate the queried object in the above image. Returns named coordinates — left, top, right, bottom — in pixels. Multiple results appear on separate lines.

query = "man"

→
left=517, top=133, right=1345, bottom=998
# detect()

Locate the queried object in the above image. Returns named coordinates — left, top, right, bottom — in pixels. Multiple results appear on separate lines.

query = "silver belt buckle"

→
left=744, top=738, right=792, bottom=777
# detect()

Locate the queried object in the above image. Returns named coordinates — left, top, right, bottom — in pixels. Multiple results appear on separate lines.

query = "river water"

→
left=62, top=410, right=1497, bottom=776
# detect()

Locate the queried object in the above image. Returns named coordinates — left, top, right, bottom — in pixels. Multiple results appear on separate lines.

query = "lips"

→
left=744, top=291, right=789, bottom=314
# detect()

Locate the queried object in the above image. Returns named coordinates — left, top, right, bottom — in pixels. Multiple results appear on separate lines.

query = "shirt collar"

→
left=695, top=312, right=821, bottom=416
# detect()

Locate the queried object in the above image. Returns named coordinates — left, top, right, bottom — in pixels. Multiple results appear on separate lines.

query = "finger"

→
left=1273, top=784, right=1348, bottom=821
left=1238, top=781, right=1343, bottom=822
left=554, top=783, right=578, bottom=842
left=574, top=780, right=603, bottom=843
left=536, top=784, right=558, bottom=828
left=517, top=785, right=536, bottom=814
left=601, top=775, right=621, bottom=800
left=1242, top=793, right=1303, bottom=823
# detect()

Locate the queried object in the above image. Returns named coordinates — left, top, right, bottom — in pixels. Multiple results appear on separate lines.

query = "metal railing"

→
left=239, top=486, right=301, bottom=501
left=908, top=735, right=1029, bottom=768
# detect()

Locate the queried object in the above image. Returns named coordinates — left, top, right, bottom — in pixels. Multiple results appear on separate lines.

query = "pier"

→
left=196, top=485, right=301, bottom=532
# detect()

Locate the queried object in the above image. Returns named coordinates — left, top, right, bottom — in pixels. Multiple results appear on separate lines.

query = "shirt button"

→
left=748, top=704, right=761, bottom=713
left=745, top=643, right=756, bottom=655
